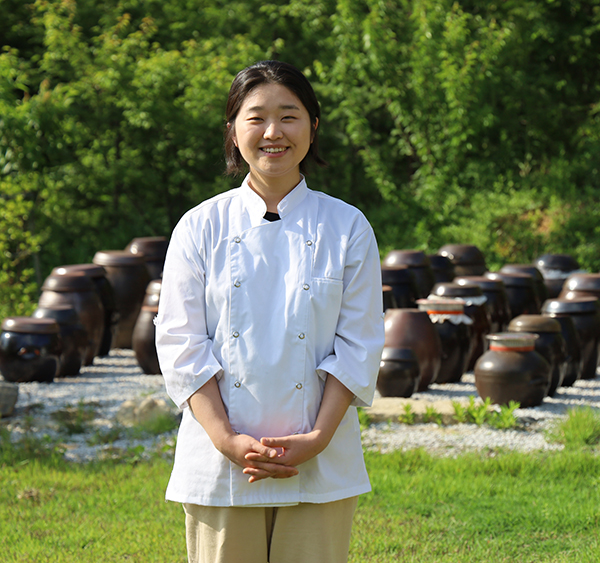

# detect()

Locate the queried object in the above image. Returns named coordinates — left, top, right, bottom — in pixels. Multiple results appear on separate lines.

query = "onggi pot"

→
left=454, top=276, right=512, bottom=333
left=437, top=244, right=487, bottom=276
left=474, top=332, right=550, bottom=407
left=132, top=305, right=161, bottom=375
left=535, top=254, right=582, bottom=299
left=500, top=264, right=548, bottom=305
left=485, top=271, right=540, bottom=318
left=377, top=347, right=420, bottom=398
left=125, top=236, right=169, bottom=280
left=541, top=310, right=583, bottom=386
left=381, top=266, right=418, bottom=309
left=382, top=250, right=435, bottom=298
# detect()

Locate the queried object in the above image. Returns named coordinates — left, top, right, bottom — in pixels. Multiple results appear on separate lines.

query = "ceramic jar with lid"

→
left=33, top=305, right=87, bottom=377
left=430, top=282, right=491, bottom=371
left=541, top=297, right=600, bottom=380
left=377, top=347, right=420, bottom=397
left=485, top=272, right=540, bottom=318
left=383, top=308, right=442, bottom=391
left=535, top=254, right=581, bottom=299
left=125, top=236, right=169, bottom=280
left=38, top=271, right=104, bottom=366
left=454, top=276, right=512, bottom=333
left=0, top=317, right=62, bottom=383
left=381, top=266, right=418, bottom=309
left=507, top=315, right=566, bottom=397
left=52, top=264, right=118, bottom=357
left=437, top=244, right=487, bottom=276
left=132, top=305, right=161, bottom=375
left=382, top=250, right=435, bottom=298
left=474, top=332, right=550, bottom=407
left=93, top=251, right=151, bottom=349
left=428, top=254, right=456, bottom=284
left=417, top=298, right=473, bottom=384
left=500, top=264, right=548, bottom=305
left=540, top=311, right=582, bottom=386
left=559, top=273, right=600, bottom=302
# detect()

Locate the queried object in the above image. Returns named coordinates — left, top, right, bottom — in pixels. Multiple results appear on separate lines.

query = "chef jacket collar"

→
left=241, top=174, right=309, bottom=227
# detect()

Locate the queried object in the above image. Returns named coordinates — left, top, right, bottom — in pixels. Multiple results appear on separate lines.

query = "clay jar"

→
left=500, top=264, right=548, bottom=305
left=535, top=254, right=581, bottom=299
left=416, top=298, right=472, bottom=384
left=541, top=311, right=582, bottom=386
left=33, top=305, right=87, bottom=377
left=485, top=271, right=540, bottom=318
left=0, top=317, right=62, bottom=383
left=454, top=276, right=512, bottom=333
left=382, top=285, right=397, bottom=312
left=93, top=251, right=151, bottom=349
left=52, top=264, right=118, bottom=357
left=377, top=347, right=420, bottom=398
left=437, top=244, right=487, bottom=276
left=541, top=297, right=600, bottom=380
left=474, top=332, right=550, bottom=407
left=38, top=271, right=104, bottom=366
left=430, top=282, right=491, bottom=371
left=132, top=305, right=161, bottom=375
left=559, top=273, right=600, bottom=302
left=125, top=236, right=169, bottom=280
left=381, top=266, right=418, bottom=308
left=382, top=250, right=435, bottom=299
left=383, top=308, right=442, bottom=391
left=507, top=315, right=566, bottom=397
left=428, top=254, right=456, bottom=284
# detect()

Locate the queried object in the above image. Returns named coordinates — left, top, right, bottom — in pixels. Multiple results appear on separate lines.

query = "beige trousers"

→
left=183, top=496, right=358, bottom=563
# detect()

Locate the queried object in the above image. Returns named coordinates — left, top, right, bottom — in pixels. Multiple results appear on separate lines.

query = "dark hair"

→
left=224, top=60, right=327, bottom=176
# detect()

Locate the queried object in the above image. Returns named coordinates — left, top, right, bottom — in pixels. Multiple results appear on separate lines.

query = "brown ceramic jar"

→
left=474, top=332, right=550, bottom=407
left=125, top=236, right=169, bottom=280
left=535, top=254, right=581, bottom=299
left=33, top=305, right=87, bottom=377
left=540, top=311, right=582, bottom=386
left=377, top=347, right=420, bottom=398
left=93, top=251, right=151, bottom=349
left=417, top=299, right=472, bottom=384
left=428, top=254, right=456, bottom=284
left=132, top=305, right=161, bottom=375
left=507, top=315, right=566, bottom=397
left=383, top=308, right=442, bottom=391
left=437, top=244, right=487, bottom=276
left=500, top=264, right=548, bottom=305
left=381, top=266, right=418, bottom=309
left=0, top=317, right=62, bottom=383
left=382, top=250, right=435, bottom=298
left=559, top=273, right=600, bottom=302
left=38, top=271, right=104, bottom=366
left=382, top=285, right=397, bottom=312
left=485, top=272, right=540, bottom=318
left=541, top=297, right=600, bottom=380
left=454, top=276, right=512, bottom=333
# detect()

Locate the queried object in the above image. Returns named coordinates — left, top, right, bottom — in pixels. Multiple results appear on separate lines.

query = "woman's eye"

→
left=282, top=116, right=297, bottom=120
left=248, top=116, right=263, bottom=122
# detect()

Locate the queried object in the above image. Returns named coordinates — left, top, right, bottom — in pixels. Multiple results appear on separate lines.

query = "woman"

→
left=156, top=60, right=384, bottom=563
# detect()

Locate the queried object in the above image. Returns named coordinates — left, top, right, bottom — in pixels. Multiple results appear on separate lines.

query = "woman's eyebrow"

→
left=245, top=104, right=301, bottom=112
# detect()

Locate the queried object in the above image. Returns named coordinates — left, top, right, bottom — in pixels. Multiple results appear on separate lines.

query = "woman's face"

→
left=233, top=83, right=316, bottom=189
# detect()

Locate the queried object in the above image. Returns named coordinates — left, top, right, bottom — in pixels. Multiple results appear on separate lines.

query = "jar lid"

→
left=487, top=332, right=538, bottom=351
left=500, top=264, right=544, bottom=281
left=145, top=279, right=162, bottom=295
left=381, top=265, right=415, bottom=285
left=381, top=347, right=418, bottom=362
left=53, top=263, right=107, bottom=279
left=427, top=254, right=455, bottom=270
left=93, top=250, right=147, bottom=266
left=2, top=316, right=60, bottom=334
left=33, top=305, right=80, bottom=326
left=416, top=298, right=465, bottom=314
left=535, top=254, right=580, bottom=273
left=564, top=273, right=600, bottom=292
left=41, top=271, right=94, bottom=292
left=431, top=282, right=483, bottom=298
left=125, top=237, right=169, bottom=260
left=437, top=244, right=486, bottom=266
left=382, top=250, right=430, bottom=268
left=508, top=314, right=561, bottom=333
left=485, top=271, right=534, bottom=288
left=454, top=276, right=505, bottom=291
left=542, top=297, right=598, bottom=314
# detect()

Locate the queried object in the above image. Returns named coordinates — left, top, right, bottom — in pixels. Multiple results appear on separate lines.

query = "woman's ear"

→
left=227, top=122, right=238, bottom=147
left=311, top=118, right=319, bottom=142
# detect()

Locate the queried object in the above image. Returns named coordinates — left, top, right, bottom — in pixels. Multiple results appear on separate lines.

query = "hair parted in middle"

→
left=224, top=60, right=327, bottom=176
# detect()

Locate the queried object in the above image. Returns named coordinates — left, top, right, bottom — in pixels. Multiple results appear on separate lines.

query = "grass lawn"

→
left=2, top=444, right=600, bottom=561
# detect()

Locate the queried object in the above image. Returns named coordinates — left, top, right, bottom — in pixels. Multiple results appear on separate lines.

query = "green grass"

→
left=2, top=434, right=600, bottom=562
left=546, top=407, right=600, bottom=449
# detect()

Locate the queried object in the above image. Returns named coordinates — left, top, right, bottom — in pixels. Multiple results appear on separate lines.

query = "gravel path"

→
left=3, top=350, right=600, bottom=461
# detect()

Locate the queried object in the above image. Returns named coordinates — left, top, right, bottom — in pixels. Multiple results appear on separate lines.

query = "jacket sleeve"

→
left=315, top=223, right=385, bottom=408
left=155, top=215, right=224, bottom=410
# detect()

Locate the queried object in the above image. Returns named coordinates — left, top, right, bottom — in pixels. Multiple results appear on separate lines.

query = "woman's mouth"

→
left=260, top=147, right=288, bottom=154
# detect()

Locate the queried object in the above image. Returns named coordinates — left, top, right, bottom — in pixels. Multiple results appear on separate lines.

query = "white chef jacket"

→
left=155, top=175, right=384, bottom=507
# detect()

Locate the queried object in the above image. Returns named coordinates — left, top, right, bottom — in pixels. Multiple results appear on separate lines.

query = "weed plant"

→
left=398, top=403, right=416, bottom=425
left=547, top=407, right=600, bottom=448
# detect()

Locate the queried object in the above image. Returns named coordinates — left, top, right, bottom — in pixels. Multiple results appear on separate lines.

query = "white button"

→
left=302, top=284, right=310, bottom=291
left=234, top=236, right=241, bottom=243
left=234, top=281, right=241, bottom=288
left=232, top=331, right=239, bottom=338
left=298, top=333, right=305, bottom=340
left=234, top=381, right=241, bottom=388
left=306, top=240, right=313, bottom=246
left=296, top=383, right=303, bottom=390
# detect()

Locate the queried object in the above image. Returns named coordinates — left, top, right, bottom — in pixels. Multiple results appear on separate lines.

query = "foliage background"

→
left=1, top=0, right=600, bottom=317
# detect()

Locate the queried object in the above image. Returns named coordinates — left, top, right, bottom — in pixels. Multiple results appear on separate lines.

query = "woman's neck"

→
left=248, top=170, right=302, bottom=213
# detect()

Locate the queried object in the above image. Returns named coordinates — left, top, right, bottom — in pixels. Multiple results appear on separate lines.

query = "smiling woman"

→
left=155, top=60, right=385, bottom=563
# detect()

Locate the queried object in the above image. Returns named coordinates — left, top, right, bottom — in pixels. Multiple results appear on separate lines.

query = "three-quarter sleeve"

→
left=316, top=224, right=385, bottom=407
left=155, top=216, right=224, bottom=410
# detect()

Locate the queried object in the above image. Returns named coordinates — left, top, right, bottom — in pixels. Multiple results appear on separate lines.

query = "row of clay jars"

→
left=131, top=279, right=162, bottom=375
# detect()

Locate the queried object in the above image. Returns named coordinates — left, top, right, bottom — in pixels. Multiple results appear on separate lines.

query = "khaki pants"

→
left=184, top=497, right=358, bottom=563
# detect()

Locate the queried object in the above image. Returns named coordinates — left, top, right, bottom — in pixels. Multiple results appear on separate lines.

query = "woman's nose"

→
left=263, top=121, right=283, bottom=139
